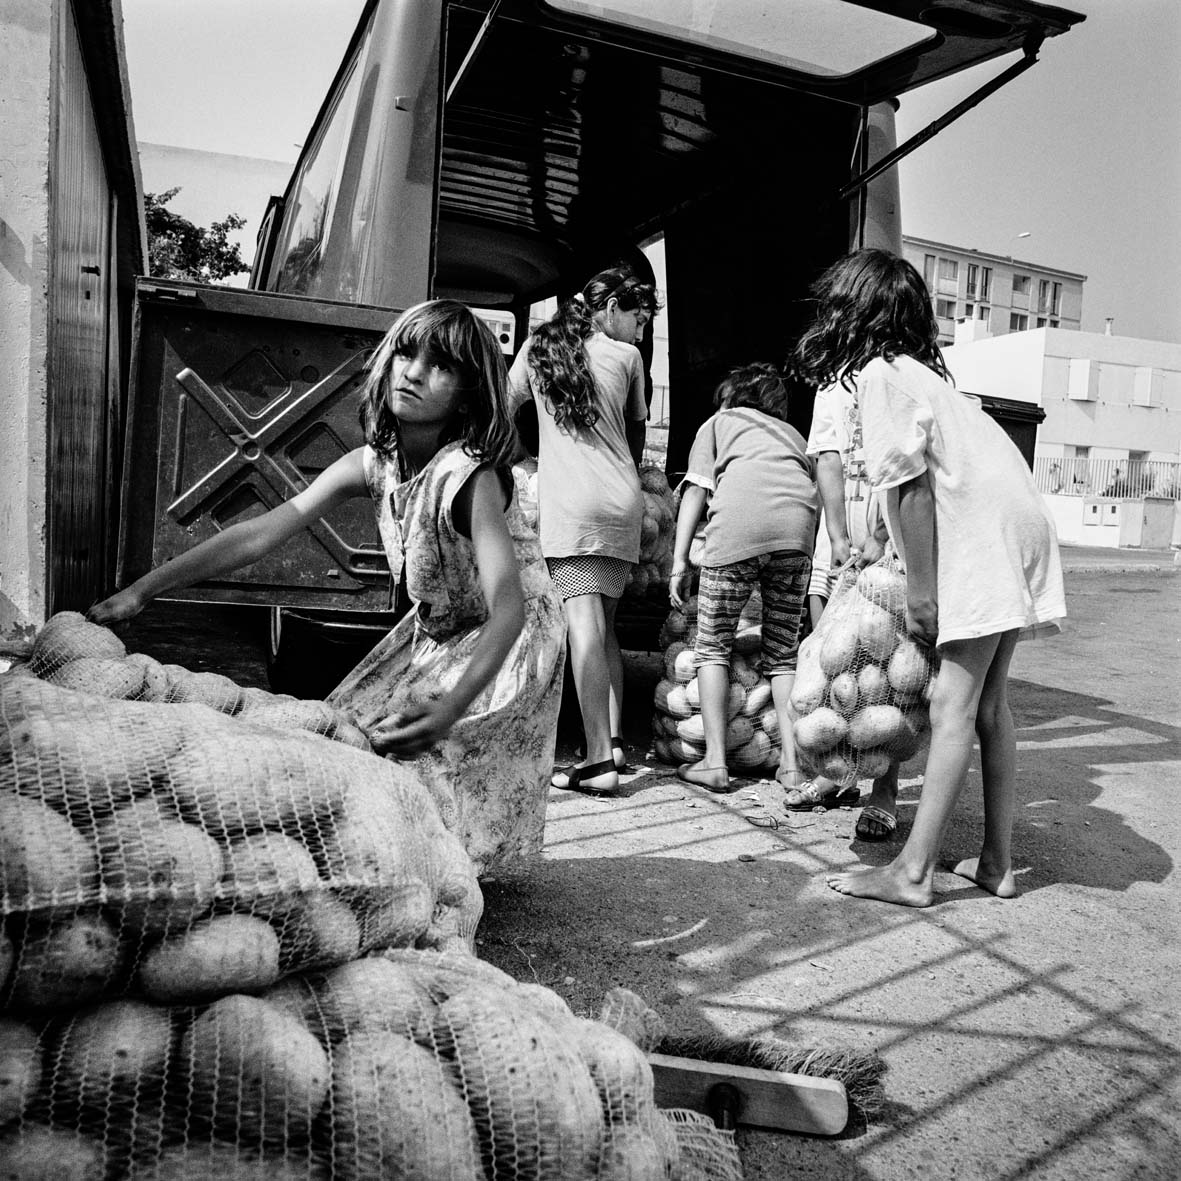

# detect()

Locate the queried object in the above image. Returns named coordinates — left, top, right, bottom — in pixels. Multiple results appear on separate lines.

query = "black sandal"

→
left=551, top=758, right=619, bottom=796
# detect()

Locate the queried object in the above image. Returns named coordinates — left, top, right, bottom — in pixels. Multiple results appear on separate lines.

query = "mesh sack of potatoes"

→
left=0, top=955, right=742, bottom=1180
left=789, top=557, right=938, bottom=787
left=650, top=590, right=782, bottom=776
left=623, top=466, right=676, bottom=603
left=20, top=612, right=373, bottom=751
left=1, top=673, right=482, bottom=1026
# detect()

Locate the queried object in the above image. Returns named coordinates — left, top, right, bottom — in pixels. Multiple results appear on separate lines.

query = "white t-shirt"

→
left=859, top=355, right=1065, bottom=643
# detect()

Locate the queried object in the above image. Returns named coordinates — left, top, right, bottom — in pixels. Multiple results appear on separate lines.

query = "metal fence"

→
left=1034, top=456, right=1180, bottom=500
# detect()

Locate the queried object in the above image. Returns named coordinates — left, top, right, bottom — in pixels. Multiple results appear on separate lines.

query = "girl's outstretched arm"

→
left=669, top=482, right=708, bottom=608
left=367, top=467, right=525, bottom=756
left=816, top=450, right=853, bottom=567
left=897, top=474, right=937, bottom=645
left=88, top=448, right=369, bottom=624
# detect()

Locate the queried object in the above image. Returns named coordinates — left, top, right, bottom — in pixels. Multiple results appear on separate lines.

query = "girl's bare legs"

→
left=769, top=673, right=799, bottom=783
left=952, top=630, right=1019, bottom=897
left=826, top=633, right=1002, bottom=906
left=690, top=663, right=730, bottom=778
left=603, top=594, right=626, bottom=764
left=560, top=592, right=618, bottom=785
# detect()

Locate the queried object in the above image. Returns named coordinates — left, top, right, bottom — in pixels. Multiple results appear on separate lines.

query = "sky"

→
left=122, top=0, right=1180, bottom=342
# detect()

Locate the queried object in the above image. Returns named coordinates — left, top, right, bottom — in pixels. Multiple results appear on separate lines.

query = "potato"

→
left=857, top=662, right=892, bottom=706
left=792, top=707, right=847, bottom=754
left=52, top=998, right=173, bottom=1110
left=164, top=668, right=245, bottom=714
left=316, top=783, right=417, bottom=891
left=0, top=1124, right=107, bottom=1180
left=742, top=680, right=772, bottom=717
left=349, top=880, right=433, bottom=953
left=857, top=602, right=902, bottom=664
left=433, top=987, right=604, bottom=1180
left=220, top=831, right=321, bottom=921
left=163, top=729, right=348, bottom=841
left=662, top=610, right=688, bottom=639
left=47, top=656, right=145, bottom=700
left=138, top=914, right=280, bottom=1003
left=3, top=687, right=184, bottom=826
left=732, top=625, right=762, bottom=655
left=888, top=640, right=934, bottom=696
left=331, top=1032, right=484, bottom=1181
left=726, top=682, right=747, bottom=719
left=829, top=671, right=860, bottom=717
left=759, top=707, right=781, bottom=742
left=893, top=710, right=930, bottom=761
left=857, top=562, right=907, bottom=615
left=662, top=643, right=686, bottom=683
left=788, top=667, right=827, bottom=717
left=819, top=622, right=859, bottom=677
left=731, top=730, right=774, bottom=770
left=307, top=956, right=435, bottom=1044
left=596, top=1123, right=679, bottom=1180
left=652, top=737, right=673, bottom=765
left=0, top=791, right=98, bottom=907
left=639, top=466, right=669, bottom=496
left=0, top=1017, right=41, bottom=1125
left=847, top=704, right=906, bottom=751
left=125, top=1145, right=328, bottom=1181
left=675, top=715, right=705, bottom=745
left=729, top=655, right=760, bottom=689
left=857, top=748, right=895, bottom=779
left=569, top=1017, right=656, bottom=1124
left=381, top=947, right=518, bottom=1003
left=124, top=652, right=171, bottom=701
left=96, top=797, right=223, bottom=936
left=6, top=913, right=124, bottom=1011
left=597, top=987, right=666, bottom=1054
left=820, top=752, right=857, bottom=786
left=668, top=737, right=705, bottom=763
left=672, top=647, right=696, bottom=683
left=725, top=716, right=754, bottom=751
left=180, top=994, right=330, bottom=1142
left=330, top=719, right=373, bottom=751
left=273, top=890, right=361, bottom=974
left=654, top=679, right=690, bottom=719
left=28, top=612, right=124, bottom=676
left=237, top=698, right=338, bottom=737
left=515, top=982, right=576, bottom=1024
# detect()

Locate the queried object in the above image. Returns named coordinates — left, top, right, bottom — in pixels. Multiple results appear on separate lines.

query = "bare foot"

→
left=950, top=857, right=1017, bottom=898
left=676, top=761, right=732, bottom=794
left=825, top=863, right=933, bottom=907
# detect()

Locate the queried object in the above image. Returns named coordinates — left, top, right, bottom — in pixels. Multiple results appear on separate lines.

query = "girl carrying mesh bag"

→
left=794, top=249, right=1066, bottom=908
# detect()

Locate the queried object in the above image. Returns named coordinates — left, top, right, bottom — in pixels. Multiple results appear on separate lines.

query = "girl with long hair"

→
left=794, top=249, right=1065, bottom=906
left=91, top=300, right=567, bottom=872
left=508, top=266, right=659, bottom=796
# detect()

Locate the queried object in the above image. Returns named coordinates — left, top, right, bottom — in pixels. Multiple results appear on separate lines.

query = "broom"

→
left=600, top=988, right=887, bottom=1136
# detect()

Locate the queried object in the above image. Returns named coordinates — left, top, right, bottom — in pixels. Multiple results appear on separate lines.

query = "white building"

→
left=944, top=328, right=1181, bottom=549
left=903, top=235, right=1085, bottom=348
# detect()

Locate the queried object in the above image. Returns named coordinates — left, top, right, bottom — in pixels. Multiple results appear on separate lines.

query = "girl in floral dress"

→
left=91, top=301, right=566, bottom=873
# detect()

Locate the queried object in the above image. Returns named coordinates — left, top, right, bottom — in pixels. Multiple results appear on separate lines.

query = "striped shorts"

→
left=695, top=551, right=811, bottom=676
left=547, top=554, right=631, bottom=600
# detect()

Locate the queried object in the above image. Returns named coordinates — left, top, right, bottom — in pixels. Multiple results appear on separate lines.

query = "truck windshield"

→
left=545, top=0, right=936, bottom=76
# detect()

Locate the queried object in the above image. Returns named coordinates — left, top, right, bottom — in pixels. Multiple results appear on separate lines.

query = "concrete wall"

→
left=0, top=0, right=53, bottom=644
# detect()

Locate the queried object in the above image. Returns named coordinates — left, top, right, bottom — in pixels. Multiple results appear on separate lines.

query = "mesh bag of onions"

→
left=789, top=556, right=939, bottom=787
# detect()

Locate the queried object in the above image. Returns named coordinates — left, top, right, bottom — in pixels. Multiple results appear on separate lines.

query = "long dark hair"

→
left=794, top=249, right=951, bottom=390
left=359, top=300, right=518, bottom=468
left=714, top=362, right=790, bottom=421
left=527, top=266, right=659, bottom=430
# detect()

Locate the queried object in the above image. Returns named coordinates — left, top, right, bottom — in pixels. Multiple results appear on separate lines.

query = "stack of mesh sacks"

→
left=650, top=590, right=782, bottom=776
left=622, top=466, right=676, bottom=602
left=1, top=615, right=744, bottom=1179
left=789, top=558, right=938, bottom=786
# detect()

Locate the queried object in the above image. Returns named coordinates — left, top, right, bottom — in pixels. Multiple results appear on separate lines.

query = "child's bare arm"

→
left=88, top=449, right=369, bottom=623
left=816, top=451, right=851, bottom=566
left=669, top=482, right=708, bottom=608
left=897, top=474, right=937, bottom=645
left=368, top=467, right=525, bottom=755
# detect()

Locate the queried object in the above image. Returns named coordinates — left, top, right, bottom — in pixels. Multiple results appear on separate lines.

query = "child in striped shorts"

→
left=669, top=363, right=818, bottom=794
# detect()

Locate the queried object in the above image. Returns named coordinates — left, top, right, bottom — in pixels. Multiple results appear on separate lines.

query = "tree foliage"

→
left=144, top=187, right=249, bottom=282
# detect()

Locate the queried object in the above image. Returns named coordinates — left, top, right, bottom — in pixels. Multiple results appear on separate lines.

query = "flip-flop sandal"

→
left=855, top=804, right=898, bottom=840
left=784, top=780, right=861, bottom=812
left=676, top=763, right=734, bottom=794
left=551, top=758, right=619, bottom=797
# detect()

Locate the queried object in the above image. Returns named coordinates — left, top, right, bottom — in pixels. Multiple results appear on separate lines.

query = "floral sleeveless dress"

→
left=329, top=442, right=566, bottom=873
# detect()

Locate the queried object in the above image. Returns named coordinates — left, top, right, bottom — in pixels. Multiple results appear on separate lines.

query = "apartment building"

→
left=902, top=235, right=1085, bottom=347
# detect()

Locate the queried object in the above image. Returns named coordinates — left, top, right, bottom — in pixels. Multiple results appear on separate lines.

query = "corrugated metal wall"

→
left=47, top=0, right=114, bottom=612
